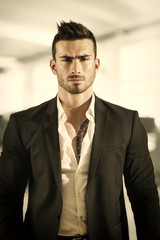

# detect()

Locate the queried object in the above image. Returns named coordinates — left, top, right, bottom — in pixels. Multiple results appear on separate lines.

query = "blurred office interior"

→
left=0, top=0, right=160, bottom=239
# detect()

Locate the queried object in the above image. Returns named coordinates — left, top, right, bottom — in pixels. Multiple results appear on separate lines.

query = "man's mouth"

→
left=68, top=75, right=84, bottom=81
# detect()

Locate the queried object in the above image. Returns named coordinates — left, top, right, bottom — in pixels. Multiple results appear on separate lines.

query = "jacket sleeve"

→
left=124, top=111, right=160, bottom=240
left=0, top=114, right=30, bottom=240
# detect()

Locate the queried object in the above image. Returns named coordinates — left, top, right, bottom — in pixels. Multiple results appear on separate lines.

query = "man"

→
left=0, top=21, right=160, bottom=240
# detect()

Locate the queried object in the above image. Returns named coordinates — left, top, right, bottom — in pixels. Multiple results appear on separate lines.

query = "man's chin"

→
left=67, top=89, right=86, bottom=94
left=65, top=86, right=88, bottom=94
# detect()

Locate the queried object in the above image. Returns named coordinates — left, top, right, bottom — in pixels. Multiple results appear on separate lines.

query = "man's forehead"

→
left=55, top=39, right=94, bottom=54
left=56, top=39, right=93, bottom=45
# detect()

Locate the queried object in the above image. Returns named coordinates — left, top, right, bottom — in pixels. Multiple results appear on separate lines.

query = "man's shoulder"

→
left=95, top=96, right=138, bottom=133
left=11, top=97, right=57, bottom=121
left=95, top=96, right=135, bottom=115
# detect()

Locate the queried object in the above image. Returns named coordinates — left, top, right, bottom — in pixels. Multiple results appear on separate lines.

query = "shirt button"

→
left=56, top=214, right=60, bottom=221
left=80, top=216, right=85, bottom=221
left=78, top=192, right=81, bottom=197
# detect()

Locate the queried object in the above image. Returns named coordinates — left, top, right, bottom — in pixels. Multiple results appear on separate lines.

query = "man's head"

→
left=52, top=21, right=97, bottom=60
left=50, top=21, right=100, bottom=95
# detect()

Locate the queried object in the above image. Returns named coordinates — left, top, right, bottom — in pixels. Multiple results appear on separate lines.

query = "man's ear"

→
left=50, top=59, right=57, bottom=75
left=95, top=58, right=100, bottom=73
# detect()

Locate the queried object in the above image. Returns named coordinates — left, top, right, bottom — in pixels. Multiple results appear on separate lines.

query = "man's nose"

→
left=71, top=59, right=81, bottom=74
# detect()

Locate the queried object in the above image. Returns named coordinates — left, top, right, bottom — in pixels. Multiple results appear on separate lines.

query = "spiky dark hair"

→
left=52, top=20, right=97, bottom=59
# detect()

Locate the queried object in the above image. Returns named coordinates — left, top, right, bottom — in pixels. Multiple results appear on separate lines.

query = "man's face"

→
left=50, top=39, right=100, bottom=94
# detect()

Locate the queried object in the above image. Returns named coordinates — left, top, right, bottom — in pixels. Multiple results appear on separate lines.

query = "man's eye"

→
left=81, top=57, right=88, bottom=61
left=61, top=58, right=72, bottom=62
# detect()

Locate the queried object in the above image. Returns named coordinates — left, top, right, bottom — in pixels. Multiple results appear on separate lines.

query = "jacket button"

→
left=56, top=214, right=60, bottom=221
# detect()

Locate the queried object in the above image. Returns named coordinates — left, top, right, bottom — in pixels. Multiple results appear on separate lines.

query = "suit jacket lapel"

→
left=44, top=97, right=62, bottom=195
left=87, top=96, right=109, bottom=186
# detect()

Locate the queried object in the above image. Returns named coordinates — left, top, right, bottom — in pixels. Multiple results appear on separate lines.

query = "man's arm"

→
left=0, top=114, right=30, bottom=240
left=124, top=111, right=160, bottom=240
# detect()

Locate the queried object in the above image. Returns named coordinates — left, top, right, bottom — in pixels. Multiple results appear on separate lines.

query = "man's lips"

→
left=68, top=78, right=84, bottom=81
left=68, top=76, right=84, bottom=81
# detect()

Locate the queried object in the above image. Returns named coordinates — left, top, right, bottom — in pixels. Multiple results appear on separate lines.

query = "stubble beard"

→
left=58, top=76, right=95, bottom=94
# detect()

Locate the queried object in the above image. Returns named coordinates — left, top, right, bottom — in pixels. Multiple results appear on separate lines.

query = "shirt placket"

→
left=74, top=171, right=87, bottom=235
left=74, top=129, right=91, bottom=235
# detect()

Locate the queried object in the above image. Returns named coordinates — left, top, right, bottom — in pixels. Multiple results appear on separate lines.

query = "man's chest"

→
left=64, top=119, right=89, bottom=163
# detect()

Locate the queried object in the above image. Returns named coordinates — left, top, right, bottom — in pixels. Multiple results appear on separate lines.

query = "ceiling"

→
left=0, top=0, right=160, bottom=64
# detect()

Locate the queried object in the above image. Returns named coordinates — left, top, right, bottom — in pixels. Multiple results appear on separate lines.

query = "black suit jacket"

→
left=0, top=96, right=160, bottom=240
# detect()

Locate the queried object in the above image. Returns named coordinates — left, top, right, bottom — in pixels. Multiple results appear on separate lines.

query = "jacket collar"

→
left=44, top=96, right=62, bottom=195
left=87, top=96, right=109, bottom=187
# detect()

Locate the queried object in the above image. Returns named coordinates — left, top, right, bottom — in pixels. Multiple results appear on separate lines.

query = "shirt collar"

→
left=57, top=94, right=95, bottom=123
left=57, top=96, right=67, bottom=122
left=85, top=94, right=95, bottom=121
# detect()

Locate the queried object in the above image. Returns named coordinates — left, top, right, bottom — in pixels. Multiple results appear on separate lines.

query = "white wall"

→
left=95, top=24, right=160, bottom=129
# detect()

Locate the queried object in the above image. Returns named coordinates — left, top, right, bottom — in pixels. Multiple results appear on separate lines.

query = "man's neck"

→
left=58, top=88, right=93, bottom=124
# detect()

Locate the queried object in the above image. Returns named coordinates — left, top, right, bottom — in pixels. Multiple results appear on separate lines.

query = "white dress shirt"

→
left=57, top=95, right=95, bottom=236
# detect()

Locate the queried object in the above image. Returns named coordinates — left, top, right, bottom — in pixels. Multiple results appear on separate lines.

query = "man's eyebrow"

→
left=59, top=55, right=91, bottom=59
left=59, top=56, right=73, bottom=59
left=77, top=55, right=91, bottom=58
